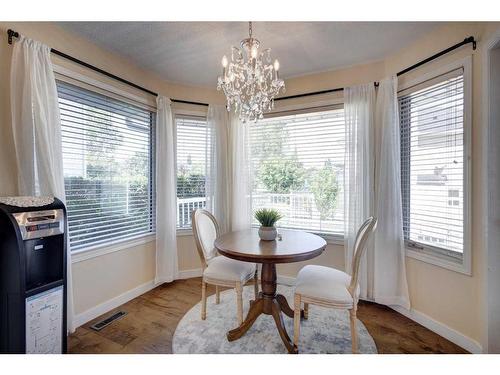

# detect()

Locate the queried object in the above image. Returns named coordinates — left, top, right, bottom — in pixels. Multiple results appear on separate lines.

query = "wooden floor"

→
left=69, top=277, right=467, bottom=354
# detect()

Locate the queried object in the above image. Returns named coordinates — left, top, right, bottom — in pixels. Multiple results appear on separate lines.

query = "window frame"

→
left=398, top=56, right=472, bottom=275
left=250, top=102, right=346, bottom=245
left=172, top=107, right=209, bottom=235
left=55, top=65, right=157, bottom=257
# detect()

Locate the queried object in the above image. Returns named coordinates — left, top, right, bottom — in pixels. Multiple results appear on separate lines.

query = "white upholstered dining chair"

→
left=191, top=209, right=259, bottom=325
left=293, top=216, right=377, bottom=353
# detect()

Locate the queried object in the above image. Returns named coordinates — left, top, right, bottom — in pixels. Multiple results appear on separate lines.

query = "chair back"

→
left=192, top=209, right=220, bottom=268
left=348, top=217, right=378, bottom=296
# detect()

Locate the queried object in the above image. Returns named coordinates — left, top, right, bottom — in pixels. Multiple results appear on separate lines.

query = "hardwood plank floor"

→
left=68, top=277, right=467, bottom=354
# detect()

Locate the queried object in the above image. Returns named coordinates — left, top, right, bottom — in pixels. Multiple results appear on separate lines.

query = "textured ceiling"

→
left=58, top=22, right=440, bottom=87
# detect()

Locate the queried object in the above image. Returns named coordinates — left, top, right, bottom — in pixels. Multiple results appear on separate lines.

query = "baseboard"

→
left=74, top=268, right=206, bottom=328
left=177, top=268, right=203, bottom=279
left=74, top=269, right=203, bottom=328
left=391, top=305, right=483, bottom=354
left=73, top=279, right=156, bottom=328
left=276, top=274, right=482, bottom=354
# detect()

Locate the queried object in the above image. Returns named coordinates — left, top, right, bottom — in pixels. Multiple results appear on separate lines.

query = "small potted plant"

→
left=254, top=208, right=282, bottom=241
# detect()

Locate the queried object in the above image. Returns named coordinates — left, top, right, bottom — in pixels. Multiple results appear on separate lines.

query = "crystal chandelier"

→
left=217, top=22, right=285, bottom=123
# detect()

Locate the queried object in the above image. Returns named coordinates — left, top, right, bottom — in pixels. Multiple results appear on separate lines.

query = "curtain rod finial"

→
left=465, top=36, right=476, bottom=50
left=7, top=29, right=19, bottom=45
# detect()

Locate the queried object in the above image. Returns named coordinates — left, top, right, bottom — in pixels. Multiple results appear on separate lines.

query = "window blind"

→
left=175, top=115, right=210, bottom=229
left=399, top=69, right=465, bottom=255
left=249, top=108, right=345, bottom=235
left=57, top=81, right=155, bottom=251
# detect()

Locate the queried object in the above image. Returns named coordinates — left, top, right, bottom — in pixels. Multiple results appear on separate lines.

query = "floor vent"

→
left=90, top=311, right=127, bottom=331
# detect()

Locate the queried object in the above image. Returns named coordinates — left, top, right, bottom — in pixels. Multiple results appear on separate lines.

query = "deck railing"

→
left=177, top=197, right=207, bottom=228
left=176, top=192, right=344, bottom=234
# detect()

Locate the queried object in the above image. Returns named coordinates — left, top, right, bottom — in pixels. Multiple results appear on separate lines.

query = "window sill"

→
left=71, top=233, right=156, bottom=263
left=177, top=228, right=194, bottom=237
left=313, top=232, right=344, bottom=246
left=405, top=245, right=471, bottom=276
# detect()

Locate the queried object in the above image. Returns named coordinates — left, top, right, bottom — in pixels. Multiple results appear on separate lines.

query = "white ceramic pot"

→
left=258, top=226, right=277, bottom=241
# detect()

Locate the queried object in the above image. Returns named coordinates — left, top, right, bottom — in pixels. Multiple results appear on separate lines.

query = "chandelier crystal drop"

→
left=217, top=22, right=285, bottom=123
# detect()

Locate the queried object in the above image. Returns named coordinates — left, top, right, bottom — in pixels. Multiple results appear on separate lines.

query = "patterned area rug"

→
left=173, top=284, right=377, bottom=354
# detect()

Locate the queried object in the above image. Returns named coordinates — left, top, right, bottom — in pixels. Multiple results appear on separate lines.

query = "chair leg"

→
left=293, top=294, right=301, bottom=351
left=215, top=286, right=220, bottom=304
left=201, top=281, right=207, bottom=320
left=349, top=308, right=358, bottom=353
left=253, top=269, right=259, bottom=299
left=303, top=303, right=309, bottom=320
left=236, top=282, right=243, bottom=325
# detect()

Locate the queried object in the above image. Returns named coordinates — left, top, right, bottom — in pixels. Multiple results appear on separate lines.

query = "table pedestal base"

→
left=227, top=263, right=302, bottom=354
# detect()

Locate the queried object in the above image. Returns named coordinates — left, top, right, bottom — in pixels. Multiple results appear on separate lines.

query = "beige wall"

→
left=177, top=235, right=202, bottom=271
left=1, top=21, right=499, bottom=350
left=72, top=241, right=156, bottom=314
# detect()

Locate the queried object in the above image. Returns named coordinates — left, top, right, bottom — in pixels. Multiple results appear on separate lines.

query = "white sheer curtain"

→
left=373, top=77, right=410, bottom=308
left=344, top=79, right=410, bottom=309
left=10, top=36, right=75, bottom=332
left=206, top=105, right=231, bottom=233
left=229, top=114, right=253, bottom=231
left=343, top=83, right=376, bottom=300
left=11, top=37, right=65, bottom=198
left=155, top=96, right=178, bottom=284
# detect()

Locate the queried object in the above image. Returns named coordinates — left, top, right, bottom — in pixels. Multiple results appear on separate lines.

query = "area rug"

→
left=172, top=284, right=377, bottom=354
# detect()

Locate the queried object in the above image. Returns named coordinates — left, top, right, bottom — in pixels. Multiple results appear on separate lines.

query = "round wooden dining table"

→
left=214, top=228, right=327, bottom=353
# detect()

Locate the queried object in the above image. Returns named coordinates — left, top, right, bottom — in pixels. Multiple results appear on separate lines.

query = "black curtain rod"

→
left=7, top=29, right=476, bottom=105
left=6, top=29, right=209, bottom=107
left=274, top=87, right=344, bottom=102
left=275, top=35, right=476, bottom=102
left=397, top=36, right=476, bottom=77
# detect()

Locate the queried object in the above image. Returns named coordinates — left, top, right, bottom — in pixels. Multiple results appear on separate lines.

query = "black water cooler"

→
left=0, top=197, right=67, bottom=354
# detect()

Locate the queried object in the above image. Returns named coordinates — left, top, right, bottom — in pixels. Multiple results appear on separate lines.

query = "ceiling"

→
left=58, top=22, right=440, bottom=87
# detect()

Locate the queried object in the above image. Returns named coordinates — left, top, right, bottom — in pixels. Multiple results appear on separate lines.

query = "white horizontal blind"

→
left=57, top=81, right=155, bottom=251
left=175, top=115, right=210, bottom=229
left=399, top=69, right=465, bottom=255
left=249, top=108, right=345, bottom=235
